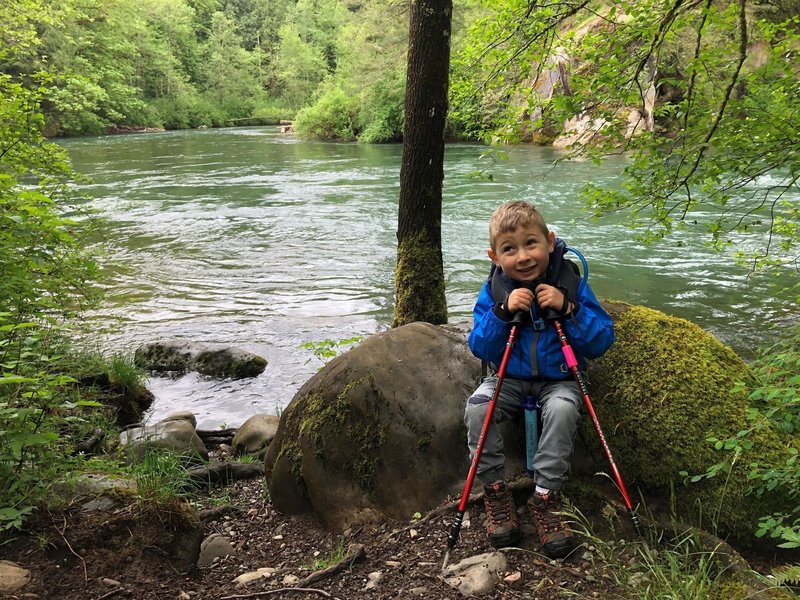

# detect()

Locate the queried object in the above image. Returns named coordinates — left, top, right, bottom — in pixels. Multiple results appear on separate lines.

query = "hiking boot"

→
left=483, top=480, right=521, bottom=548
left=528, top=491, right=578, bottom=558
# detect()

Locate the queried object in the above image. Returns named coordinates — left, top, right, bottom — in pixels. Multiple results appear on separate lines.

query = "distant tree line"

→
left=0, top=0, right=413, bottom=136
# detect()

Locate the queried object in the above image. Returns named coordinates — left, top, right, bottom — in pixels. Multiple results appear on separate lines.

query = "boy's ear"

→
left=547, top=231, right=556, bottom=253
left=487, top=248, right=499, bottom=264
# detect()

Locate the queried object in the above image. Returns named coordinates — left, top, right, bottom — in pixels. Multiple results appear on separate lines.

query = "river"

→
left=59, top=126, right=793, bottom=428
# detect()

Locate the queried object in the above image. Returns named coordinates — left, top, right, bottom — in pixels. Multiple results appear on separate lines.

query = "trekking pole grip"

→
left=519, top=280, right=561, bottom=321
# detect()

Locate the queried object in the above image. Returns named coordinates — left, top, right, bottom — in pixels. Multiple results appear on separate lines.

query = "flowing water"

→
left=60, top=126, right=794, bottom=428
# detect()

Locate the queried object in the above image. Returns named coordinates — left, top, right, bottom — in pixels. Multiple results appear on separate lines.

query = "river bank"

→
left=3, top=437, right=791, bottom=600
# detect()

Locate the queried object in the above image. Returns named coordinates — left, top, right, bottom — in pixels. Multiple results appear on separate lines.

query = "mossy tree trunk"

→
left=393, top=0, right=452, bottom=328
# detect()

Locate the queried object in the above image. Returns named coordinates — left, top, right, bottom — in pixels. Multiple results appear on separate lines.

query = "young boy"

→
left=466, top=200, right=615, bottom=558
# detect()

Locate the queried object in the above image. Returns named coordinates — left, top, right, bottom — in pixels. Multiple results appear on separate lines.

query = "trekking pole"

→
left=549, top=315, right=643, bottom=537
left=442, top=312, right=525, bottom=571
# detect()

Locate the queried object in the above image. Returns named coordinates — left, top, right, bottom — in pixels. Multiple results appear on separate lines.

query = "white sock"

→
left=535, top=485, right=550, bottom=495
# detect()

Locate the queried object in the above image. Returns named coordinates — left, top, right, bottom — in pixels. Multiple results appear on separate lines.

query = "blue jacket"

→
left=468, top=263, right=615, bottom=381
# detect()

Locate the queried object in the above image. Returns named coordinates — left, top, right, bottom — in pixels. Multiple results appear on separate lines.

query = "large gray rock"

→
left=135, top=340, right=267, bottom=379
left=264, top=323, right=511, bottom=528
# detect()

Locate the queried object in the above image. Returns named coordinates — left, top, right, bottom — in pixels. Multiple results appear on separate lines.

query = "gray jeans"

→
left=464, top=376, right=582, bottom=492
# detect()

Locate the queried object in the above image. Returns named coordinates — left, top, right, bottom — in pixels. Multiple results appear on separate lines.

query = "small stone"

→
left=409, top=529, right=419, bottom=538
left=364, top=571, right=383, bottom=590
left=0, top=561, right=31, bottom=594
left=101, top=578, right=121, bottom=587
left=233, top=567, right=277, bottom=586
left=504, top=570, right=523, bottom=588
left=385, top=561, right=402, bottom=568
left=198, top=534, right=236, bottom=568
left=273, top=535, right=284, bottom=540
left=409, top=587, right=428, bottom=595
left=282, top=575, right=300, bottom=585
left=177, top=592, right=191, bottom=600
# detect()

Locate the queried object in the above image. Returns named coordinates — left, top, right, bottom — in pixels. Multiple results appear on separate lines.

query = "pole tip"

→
left=441, top=549, right=451, bottom=572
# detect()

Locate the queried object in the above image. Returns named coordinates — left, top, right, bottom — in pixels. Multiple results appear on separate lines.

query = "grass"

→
left=305, top=536, right=346, bottom=571
left=131, top=447, right=195, bottom=507
left=562, top=500, right=799, bottom=600
left=234, top=453, right=258, bottom=464
left=105, top=353, right=146, bottom=396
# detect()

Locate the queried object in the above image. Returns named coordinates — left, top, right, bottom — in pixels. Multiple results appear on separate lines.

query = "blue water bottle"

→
left=522, top=394, right=539, bottom=477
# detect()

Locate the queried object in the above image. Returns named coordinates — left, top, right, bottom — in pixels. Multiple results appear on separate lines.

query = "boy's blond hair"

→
left=488, top=201, right=549, bottom=251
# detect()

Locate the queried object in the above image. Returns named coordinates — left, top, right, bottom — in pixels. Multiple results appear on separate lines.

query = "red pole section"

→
left=457, top=324, right=520, bottom=513
left=552, top=320, right=642, bottom=535
left=444, top=323, right=522, bottom=568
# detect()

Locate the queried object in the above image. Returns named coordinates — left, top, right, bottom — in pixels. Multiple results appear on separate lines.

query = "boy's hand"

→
left=534, top=283, right=573, bottom=315
left=504, top=288, right=534, bottom=314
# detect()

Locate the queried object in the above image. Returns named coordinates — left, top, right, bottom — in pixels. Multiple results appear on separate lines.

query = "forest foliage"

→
left=3, top=0, right=797, bottom=269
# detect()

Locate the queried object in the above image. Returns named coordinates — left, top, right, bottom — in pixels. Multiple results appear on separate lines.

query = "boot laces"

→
left=534, top=495, right=565, bottom=533
left=486, top=488, right=512, bottom=522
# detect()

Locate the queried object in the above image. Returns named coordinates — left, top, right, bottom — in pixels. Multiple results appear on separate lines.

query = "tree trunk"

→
left=392, top=0, right=452, bottom=328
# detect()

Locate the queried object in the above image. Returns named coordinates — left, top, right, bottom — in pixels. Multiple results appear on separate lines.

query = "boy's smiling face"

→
left=488, top=225, right=555, bottom=283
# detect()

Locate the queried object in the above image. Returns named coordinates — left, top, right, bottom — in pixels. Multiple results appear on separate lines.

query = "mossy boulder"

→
left=586, top=302, right=797, bottom=543
left=134, top=340, right=267, bottom=379
left=264, top=322, right=481, bottom=529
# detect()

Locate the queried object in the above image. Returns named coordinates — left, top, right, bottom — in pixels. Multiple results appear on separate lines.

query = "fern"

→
left=772, top=563, right=800, bottom=586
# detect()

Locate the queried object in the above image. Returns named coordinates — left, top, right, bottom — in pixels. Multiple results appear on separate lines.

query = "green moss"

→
left=277, top=375, right=388, bottom=495
left=590, top=303, right=798, bottom=542
left=396, top=401, right=435, bottom=452
left=708, top=576, right=794, bottom=600
left=393, top=233, right=447, bottom=327
left=276, top=441, right=303, bottom=482
left=416, top=434, right=432, bottom=450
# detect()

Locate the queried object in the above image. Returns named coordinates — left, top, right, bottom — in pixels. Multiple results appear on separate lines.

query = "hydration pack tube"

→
left=565, top=245, right=589, bottom=296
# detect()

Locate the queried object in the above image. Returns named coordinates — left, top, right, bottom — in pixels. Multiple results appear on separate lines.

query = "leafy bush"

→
left=300, top=336, right=363, bottom=366
left=0, top=318, right=109, bottom=531
left=0, top=77, right=104, bottom=531
left=358, top=71, right=405, bottom=143
left=702, top=323, right=800, bottom=548
left=293, top=84, right=360, bottom=141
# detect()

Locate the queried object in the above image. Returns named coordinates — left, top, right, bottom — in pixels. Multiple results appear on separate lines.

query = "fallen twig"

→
left=218, top=587, right=339, bottom=599
left=297, top=543, right=366, bottom=588
left=49, top=510, right=88, bottom=582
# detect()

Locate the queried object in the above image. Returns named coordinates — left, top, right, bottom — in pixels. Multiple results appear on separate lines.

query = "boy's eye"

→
left=501, top=245, right=514, bottom=253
